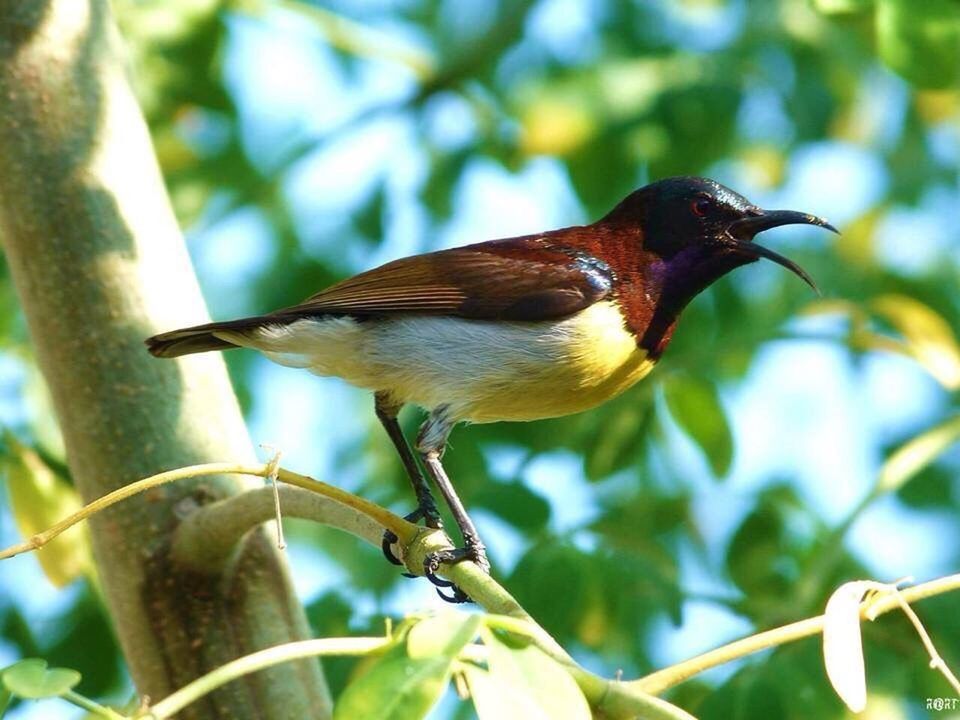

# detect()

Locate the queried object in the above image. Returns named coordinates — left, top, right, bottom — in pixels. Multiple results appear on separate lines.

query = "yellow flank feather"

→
left=219, top=300, right=654, bottom=424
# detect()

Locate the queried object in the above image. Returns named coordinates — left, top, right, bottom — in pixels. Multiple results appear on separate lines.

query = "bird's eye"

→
left=691, top=197, right=712, bottom=217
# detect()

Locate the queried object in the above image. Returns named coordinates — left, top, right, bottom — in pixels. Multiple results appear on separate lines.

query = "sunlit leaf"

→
left=406, top=613, right=482, bottom=659
left=876, top=0, right=960, bottom=88
left=822, top=581, right=872, bottom=713
left=662, top=374, right=733, bottom=478
left=870, top=295, right=960, bottom=390
left=0, top=682, right=10, bottom=719
left=333, top=614, right=480, bottom=720
left=520, top=96, right=596, bottom=157
left=2, top=434, right=92, bottom=588
left=813, top=0, right=873, bottom=14
left=463, top=664, right=537, bottom=720
left=479, top=626, right=591, bottom=720
left=877, top=415, right=960, bottom=495
left=1, top=659, right=81, bottom=700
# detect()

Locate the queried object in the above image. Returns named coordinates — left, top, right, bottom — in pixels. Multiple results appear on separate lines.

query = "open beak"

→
left=724, top=209, right=838, bottom=294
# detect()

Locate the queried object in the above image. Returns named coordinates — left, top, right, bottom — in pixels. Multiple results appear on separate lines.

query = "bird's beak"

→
left=723, top=209, right=838, bottom=294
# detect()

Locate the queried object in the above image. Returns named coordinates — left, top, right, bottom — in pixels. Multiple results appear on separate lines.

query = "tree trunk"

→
left=0, top=2, right=331, bottom=717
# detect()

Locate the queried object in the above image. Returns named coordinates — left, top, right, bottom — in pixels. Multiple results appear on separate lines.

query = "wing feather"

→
left=268, top=235, right=614, bottom=322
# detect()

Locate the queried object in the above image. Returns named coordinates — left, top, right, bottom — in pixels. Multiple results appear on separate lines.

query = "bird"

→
left=146, top=176, right=836, bottom=602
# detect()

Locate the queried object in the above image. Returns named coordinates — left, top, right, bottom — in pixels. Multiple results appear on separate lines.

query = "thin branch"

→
left=634, top=573, right=960, bottom=695
left=61, top=691, right=127, bottom=720
left=866, top=585, right=960, bottom=696
left=143, top=637, right=393, bottom=720
left=0, top=462, right=417, bottom=562
left=170, top=485, right=384, bottom=570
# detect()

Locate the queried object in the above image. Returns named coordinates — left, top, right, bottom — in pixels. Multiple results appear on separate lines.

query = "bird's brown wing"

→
left=273, top=234, right=615, bottom=322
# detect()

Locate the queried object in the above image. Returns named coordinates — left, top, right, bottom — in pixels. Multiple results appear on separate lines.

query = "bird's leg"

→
left=374, top=393, right=442, bottom=569
left=416, top=407, right=490, bottom=603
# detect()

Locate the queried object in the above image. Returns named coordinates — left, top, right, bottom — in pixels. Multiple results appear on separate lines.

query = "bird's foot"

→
left=423, top=541, right=490, bottom=604
left=381, top=501, right=443, bottom=569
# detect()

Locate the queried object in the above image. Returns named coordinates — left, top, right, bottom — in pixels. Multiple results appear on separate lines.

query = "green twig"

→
left=61, top=690, right=127, bottom=720
left=142, top=637, right=392, bottom=719
left=635, top=573, right=960, bottom=695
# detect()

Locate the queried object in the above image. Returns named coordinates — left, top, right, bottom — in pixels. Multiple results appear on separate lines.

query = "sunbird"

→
left=147, top=176, right=835, bottom=602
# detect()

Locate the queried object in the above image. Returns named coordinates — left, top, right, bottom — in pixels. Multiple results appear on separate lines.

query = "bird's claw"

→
left=381, top=503, right=443, bottom=566
left=422, top=544, right=489, bottom=604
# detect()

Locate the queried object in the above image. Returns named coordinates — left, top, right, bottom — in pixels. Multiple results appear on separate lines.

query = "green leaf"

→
left=333, top=613, right=481, bottom=720
left=463, top=664, right=548, bottom=720
left=406, top=612, right=482, bottom=659
left=877, top=415, right=960, bottom=496
left=876, top=0, right=960, bottom=88
left=662, top=374, right=733, bottom=478
left=1, top=433, right=92, bottom=588
left=478, top=627, right=591, bottom=720
left=2, top=659, right=81, bottom=699
left=870, top=294, right=960, bottom=390
left=472, top=480, right=551, bottom=532
left=813, top=0, right=873, bottom=14
left=353, top=181, right=387, bottom=244
left=0, top=684, right=10, bottom=719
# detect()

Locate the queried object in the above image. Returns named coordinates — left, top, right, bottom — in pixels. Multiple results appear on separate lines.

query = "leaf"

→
left=2, top=434, right=92, bottom=587
left=877, top=415, right=960, bottom=495
left=462, top=664, right=549, bottom=720
left=1, top=659, right=81, bottom=699
left=406, top=613, right=482, bottom=659
left=333, top=613, right=481, bottom=720
left=662, top=374, right=733, bottom=478
left=472, top=480, right=550, bottom=532
left=870, top=295, right=960, bottom=390
left=813, top=0, right=873, bottom=15
left=479, top=627, right=591, bottom=720
left=822, top=581, right=872, bottom=713
left=353, top=181, right=387, bottom=244
left=0, top=683, right=10, bottom=719
left=876, top=0, right=960, bottom=89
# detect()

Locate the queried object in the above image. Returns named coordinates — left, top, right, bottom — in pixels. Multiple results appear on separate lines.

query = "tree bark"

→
left=0, top=2, right=331, bottom=717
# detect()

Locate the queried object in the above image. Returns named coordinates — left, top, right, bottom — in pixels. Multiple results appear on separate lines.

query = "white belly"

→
left=215, top=301, right=655, bottom=423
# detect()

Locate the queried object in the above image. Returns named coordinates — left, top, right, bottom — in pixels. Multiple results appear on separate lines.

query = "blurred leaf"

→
left=472, top=480, right=550, bottom=532
left=508, top=543, right=593, bottom=640
left=1, top=659, right=80, bottom=700
left=822, top=581, right=871, bottom=713
left=662, top=374, right=733, bottom=478
left=583, top=400, right=653, bottom=481
left=478, top=626, right=591, bottom=720
left=870, top=294, right=960, bottom=390
left=726, top=504, right=789, bottom=598
left=591, top=490, right=690, bottom=551
left=420, top=149, right=472, bottom=219
left=353, top=181, right=387, bottom=244
left=43, top=584, right=122, bottom=696
left=0, top=683, right=9, bottom=719
left=333, top=613, right=480, bottom=720
left=877, top=415, right=960, bottom=495
left=814, top=0, right=874, bottom=14
left=2, top=434, right=92, bottom=587
left=876, top=0, right=960, bottom=88
left=520, top=96, right=596, bottom=157
left=895, top=462, right=954, bottom=508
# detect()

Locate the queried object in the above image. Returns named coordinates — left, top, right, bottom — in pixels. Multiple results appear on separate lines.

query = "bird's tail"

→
left=145, top=316, right=277, bottom=358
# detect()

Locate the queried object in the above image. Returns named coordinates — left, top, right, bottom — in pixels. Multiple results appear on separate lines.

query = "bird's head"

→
left=603, top=176, right=836, bottom=295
